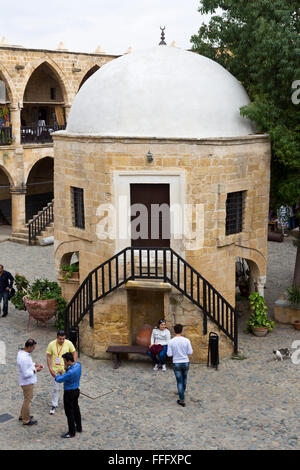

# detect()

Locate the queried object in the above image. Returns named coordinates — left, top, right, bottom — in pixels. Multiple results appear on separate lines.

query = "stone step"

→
left=11, top=232, right=28, bottom=238
left=10, top=235, right=29, bottom=245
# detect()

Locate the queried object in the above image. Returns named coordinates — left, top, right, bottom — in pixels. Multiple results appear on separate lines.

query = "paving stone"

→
left=0, top=238, right=299, bottom=449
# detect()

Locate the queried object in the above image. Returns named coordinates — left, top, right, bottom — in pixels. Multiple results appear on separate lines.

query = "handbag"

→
left=8, top=287, right=16, bottom=300
left=149, top=344, right=164, bottom=355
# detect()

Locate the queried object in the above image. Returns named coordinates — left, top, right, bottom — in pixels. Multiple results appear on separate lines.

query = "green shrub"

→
left=287, top=285, right=300, bottom=305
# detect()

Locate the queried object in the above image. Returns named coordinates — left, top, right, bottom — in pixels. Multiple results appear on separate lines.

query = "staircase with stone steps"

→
left=10, top=200, right=54, bottom=245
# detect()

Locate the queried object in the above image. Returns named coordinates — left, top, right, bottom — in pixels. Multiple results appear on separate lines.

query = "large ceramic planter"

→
left=136, top=324, right=152, bottom=346
left=251, top=326, right=269, bottom=337
left=23, top=296, right=57, bottom=327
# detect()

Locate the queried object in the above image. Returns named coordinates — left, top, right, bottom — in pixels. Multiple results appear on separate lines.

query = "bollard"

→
left=207, top=332, right=219, bottom=370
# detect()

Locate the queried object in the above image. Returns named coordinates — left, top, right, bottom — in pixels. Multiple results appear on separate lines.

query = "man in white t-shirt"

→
left=167, top=324, right=193, bottom=407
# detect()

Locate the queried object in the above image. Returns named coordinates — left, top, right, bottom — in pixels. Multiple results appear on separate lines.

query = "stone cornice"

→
left=52, top=132, right=270, bottom=146
left=0, top=45, right=120, bottom=59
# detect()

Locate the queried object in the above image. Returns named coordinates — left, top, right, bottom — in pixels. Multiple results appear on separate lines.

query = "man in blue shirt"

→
left=55, top=352, right=82, bottom=438
left=0, top=264, right=14, bottom=317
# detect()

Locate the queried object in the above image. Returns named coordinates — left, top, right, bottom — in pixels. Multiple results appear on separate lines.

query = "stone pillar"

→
left=9, top=106, right=21, bottom=146
left=255, top=276, right=266, bottom=297
left=63, top=105, right=72, bottom=124
left=11, top=186, right=26, bottom=232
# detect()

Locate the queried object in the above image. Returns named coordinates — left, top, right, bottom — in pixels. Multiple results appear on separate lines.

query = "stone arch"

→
left=55, top=239, right=86, bottom=278
left=24, top=154, right=53, bottom=183
left=235, top=246, right=266, bottom=278
left=235, top=246, right=267, bottom=296
left=78, top=64, right=100, bottom=91
left=20, top=57, right=70, bottom=106
left=0, top=64, right=17, bottom=106
left=25, top=156, right=54, bottom=222
left=0, top=163, right=14, bottom=187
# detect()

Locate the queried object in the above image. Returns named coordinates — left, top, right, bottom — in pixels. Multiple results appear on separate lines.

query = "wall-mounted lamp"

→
left=147, top=150, right=153, bottom=163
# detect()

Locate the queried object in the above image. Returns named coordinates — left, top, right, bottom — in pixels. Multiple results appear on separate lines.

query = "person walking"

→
left=147, top=320, right=171, bottom=371
left=0, top=264, right=14, bottom=317
left=167, top=324, right=193, bottom=407
left=46, top=330, right=77, bottom=415
left=17, top=339, right=44, bottom=425
left=55, top=352, right=82, bottom=438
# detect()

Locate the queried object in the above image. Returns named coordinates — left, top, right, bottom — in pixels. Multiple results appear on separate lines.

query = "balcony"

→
left=21, top=125, right=66, bottom=145
left=0, top=125, right=12, bottom=146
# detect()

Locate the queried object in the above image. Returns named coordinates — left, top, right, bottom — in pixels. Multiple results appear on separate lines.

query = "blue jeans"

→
left=147, top=345, right=168, bottom=365
left=173, top=362, right=189, bottom=402
left=0, top=290, right=9, bottom=316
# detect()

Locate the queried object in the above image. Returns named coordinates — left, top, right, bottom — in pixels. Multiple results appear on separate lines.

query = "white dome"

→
left=67, top=46, right=255, bottom=139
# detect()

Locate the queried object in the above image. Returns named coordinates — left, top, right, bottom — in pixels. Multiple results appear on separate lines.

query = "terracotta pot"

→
left=24, top=297, right=57, bottom=324
left=293, top=321, right=300, bottom=331
left=62, top=270, right=79, bottom=280
left=136, top=324, right=153, bottom=346
left=251, top=326, right=269, bottom=337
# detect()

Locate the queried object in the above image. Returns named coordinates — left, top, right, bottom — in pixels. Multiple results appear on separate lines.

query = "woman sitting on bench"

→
left=147, top=320, right=171, bottom=371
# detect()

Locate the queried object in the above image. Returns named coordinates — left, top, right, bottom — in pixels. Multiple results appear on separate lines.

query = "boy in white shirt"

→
left=167, top=324, right=193, bottom=407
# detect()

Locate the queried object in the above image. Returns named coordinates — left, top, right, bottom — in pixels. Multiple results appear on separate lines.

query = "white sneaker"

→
left=153, top=364, right=159, bottom=371
left=50, top=406, right=56, bottom=415
left=162, top=364, right=167, bottom=371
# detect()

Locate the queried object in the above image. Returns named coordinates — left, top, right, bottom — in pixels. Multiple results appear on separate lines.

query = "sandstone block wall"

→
left=53, top=133, right=271, bottom=361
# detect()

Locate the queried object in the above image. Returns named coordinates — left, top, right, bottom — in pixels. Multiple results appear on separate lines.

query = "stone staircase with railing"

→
left=10, top=199, right=54, bottom=245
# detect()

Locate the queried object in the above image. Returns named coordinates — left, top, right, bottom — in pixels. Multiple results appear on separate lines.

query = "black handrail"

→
left=28, top=200, right=54, bottom=245
left=64, top=247, right=238, bottom=354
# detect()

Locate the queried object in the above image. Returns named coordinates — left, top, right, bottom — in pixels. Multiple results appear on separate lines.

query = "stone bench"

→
left=106, top=345, right=149, bottom=369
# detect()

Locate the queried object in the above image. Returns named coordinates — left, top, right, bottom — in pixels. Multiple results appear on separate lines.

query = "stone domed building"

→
left=53, top=44, right=271, bottom=362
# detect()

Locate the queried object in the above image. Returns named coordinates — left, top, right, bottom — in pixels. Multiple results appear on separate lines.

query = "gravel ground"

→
left=0, top=236, right=299, bottom=450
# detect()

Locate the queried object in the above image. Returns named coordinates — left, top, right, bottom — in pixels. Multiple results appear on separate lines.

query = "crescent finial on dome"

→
left=159, top=26, right=166, bottom=46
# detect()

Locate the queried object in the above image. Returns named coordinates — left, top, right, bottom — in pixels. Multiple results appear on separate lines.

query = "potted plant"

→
left=245, top=292, right=274, bottom=336
left=11, top=275, right=66, bottom=330
left=61, top=263, right=79, bottom=281
left=286, top=285, right=300, bottom=329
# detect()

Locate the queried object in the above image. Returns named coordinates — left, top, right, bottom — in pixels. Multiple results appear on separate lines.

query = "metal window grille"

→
left=226, top=191, right=245, bottom=235
left=71, top=187, right=85, bottom=229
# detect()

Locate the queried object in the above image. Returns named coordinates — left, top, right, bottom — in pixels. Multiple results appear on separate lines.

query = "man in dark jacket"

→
left=0, top=264, right=14, bottom=317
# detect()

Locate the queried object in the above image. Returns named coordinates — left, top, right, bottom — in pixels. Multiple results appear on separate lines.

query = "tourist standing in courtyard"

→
left=17, top=339, right=44, bottom=425
left=147, top=320, right=171, bottom=371
left=46, top=330, right=76, bottom=415
left=167, top=324, right=193, bottom=407
left=55, top=352, right=82, bottom=438
left=0, top=264, right=14, bottom=317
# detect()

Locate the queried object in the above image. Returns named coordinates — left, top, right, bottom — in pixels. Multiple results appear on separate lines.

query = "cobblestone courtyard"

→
left=0, top=236, right=299, bottom=450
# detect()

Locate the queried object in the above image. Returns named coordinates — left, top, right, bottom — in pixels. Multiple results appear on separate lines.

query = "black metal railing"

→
left=0, top=125, right=12, bottom=145
left=21, top=125, right=65, bottom=144
left=64, top=247, right=238, bottom=354
left=28, top=200, right=54, bottom=245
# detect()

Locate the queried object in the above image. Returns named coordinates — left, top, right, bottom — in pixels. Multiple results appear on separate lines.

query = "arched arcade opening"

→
left=0, top=166, right=12, bottom=225
left=21, top=62, right=66, bottom=143
left=26, top=157, right=54, bottom=222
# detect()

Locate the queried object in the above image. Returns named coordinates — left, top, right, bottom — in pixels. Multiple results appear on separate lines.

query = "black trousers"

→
left=63, top=388, right=82, bottom=436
